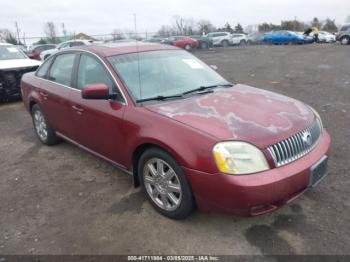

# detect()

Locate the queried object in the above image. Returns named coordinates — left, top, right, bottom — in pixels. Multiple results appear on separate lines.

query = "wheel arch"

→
left=131, top=141, right=185, bottom=188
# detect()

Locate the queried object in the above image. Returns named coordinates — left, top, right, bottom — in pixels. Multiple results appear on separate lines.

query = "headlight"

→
left=213, top=142, right=270, bottom=175
left=308, top=106, right=323, bottom=130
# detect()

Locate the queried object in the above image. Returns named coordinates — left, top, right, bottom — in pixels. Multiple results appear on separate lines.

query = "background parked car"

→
left=143, top=38, right=165, bottom=43
left=262, top=30, right=304, bottom=45
left=247, top=32, right=264, bottom=45
left=189, top=35, right=213, bottom=49
left=40, top=40, right=93, bottom=60
left=206, top=32, right=233, bottom=47
left=27, top=44, right=57, bottom=60
left=295, top=32, right=314, bottom=44
left=231, top=33, right=247, bottom=45
left=335, top=24, right=350, bottom=45
left=161, top=36, right=198, bottom=50
left=0, top=43, right=41, bottom=101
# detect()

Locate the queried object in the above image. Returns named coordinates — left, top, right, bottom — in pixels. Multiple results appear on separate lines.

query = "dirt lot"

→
left=0, top=44, right=349, bottom=256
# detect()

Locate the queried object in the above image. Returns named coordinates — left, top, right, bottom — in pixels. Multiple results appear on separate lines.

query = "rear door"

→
left=37, top=52, right=78, bottom=138
left=68, top=53, right=127, bottom=165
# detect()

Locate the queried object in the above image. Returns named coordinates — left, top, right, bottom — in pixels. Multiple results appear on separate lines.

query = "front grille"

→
left=267, top=119, right=322, bottom=167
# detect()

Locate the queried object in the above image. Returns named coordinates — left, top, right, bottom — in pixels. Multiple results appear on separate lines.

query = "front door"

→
left=69, top=53, right=127, bottom=166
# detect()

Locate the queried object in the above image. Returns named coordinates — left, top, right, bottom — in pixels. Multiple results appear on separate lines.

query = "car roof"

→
left=71, top=42, right=178, bottom=57
left=0, top=43, right=13, bottom=46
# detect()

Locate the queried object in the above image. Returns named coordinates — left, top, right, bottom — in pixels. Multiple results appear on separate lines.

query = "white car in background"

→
left=317, top=31, right=336, bottom=43
left=0, top=43, right=41, bottom=101
left=231, top=33, right=248, bottom=45
left=206, top=32, right=233, bottom=47
left=39, top=39, right=93, bottom=60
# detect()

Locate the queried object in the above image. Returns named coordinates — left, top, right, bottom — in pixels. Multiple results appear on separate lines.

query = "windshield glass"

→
left=0, top=46, right=28, bottom=60
left=108, top=50, right=228, bottom=101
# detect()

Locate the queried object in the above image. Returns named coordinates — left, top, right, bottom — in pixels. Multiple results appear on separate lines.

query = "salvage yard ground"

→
left=0, top=44, right=349, bottom=255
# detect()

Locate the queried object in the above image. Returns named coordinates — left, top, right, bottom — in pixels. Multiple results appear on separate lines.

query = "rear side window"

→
left=70, top=41, right=84, bottom=47
left=48, top=53, right=76, bottom=86
left=77, top=54, right=114, bottom=91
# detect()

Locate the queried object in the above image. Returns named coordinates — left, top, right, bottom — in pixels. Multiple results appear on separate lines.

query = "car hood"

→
left=146, top=84, right=315, bottom=148
left=0, top=59, right=42, bottom=70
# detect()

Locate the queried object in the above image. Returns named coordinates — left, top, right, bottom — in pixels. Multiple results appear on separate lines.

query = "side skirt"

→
left=56, top=132, right=134, bottom=178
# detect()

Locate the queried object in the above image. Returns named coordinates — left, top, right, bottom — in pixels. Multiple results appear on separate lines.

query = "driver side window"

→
left=77, top=54, right=114, bottom=92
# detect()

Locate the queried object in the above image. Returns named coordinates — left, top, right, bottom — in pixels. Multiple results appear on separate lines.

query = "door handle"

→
left=72, top=105, right=84, bottom=114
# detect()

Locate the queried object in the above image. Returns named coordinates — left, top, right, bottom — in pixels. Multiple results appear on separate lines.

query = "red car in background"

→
left=21, top=43, right=330, bottom=219
left=27, top=44, right=57, bottom=60
left=162, top=36, right=198, bottom=50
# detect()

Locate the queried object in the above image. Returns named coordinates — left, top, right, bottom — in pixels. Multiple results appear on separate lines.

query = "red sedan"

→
left=21, top=43, right=330, bottom=219
left=163, top=36, right=199, bottom=50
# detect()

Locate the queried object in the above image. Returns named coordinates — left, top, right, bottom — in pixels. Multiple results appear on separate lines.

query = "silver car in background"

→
left=39, top=39, right=93, bottom=60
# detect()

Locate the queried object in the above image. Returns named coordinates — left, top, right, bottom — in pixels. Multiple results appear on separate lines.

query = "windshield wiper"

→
left=136, top=94, right=183, bottom=103
left=182, top=83, right=234, bottom=95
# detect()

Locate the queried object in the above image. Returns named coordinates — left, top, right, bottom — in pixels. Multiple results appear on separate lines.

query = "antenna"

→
left=134, top=13, right=142, bottom=101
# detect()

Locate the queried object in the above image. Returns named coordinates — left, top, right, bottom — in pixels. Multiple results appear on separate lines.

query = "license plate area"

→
left=308, top=156, right=328, bottom=187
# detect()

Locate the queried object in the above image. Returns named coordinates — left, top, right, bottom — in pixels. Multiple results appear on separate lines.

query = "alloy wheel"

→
left=33, top=110, right=48, bottom=141
left=143, top=158, right=182, bottom=211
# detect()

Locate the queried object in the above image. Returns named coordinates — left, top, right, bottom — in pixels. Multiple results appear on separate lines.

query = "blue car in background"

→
left=263, top=30, right=305, bottom=45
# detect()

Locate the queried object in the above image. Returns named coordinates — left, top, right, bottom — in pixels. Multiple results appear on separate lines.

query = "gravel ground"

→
left=0, top=44, right=349, bottom=256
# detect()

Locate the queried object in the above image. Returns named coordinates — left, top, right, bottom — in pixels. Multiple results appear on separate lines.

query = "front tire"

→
left=200, top=42, right=208, bottom=49
left=184, top=44, right=192, bottom=51
left=138, top=148, right=195, bottom=219
left=340, top=36, right=349, bottom=45
left=239, top=40, right=246, bottom=46
left=31, top=104, right=60, bottom=145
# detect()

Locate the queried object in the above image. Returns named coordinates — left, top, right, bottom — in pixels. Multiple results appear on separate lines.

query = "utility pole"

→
left=15, top=21, right=20, bottom=44
left=134, top=13, right=137, bottom=39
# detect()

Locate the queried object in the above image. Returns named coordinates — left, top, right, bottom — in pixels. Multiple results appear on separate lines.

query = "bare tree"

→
left=0, top=29, right=20, bottom=44
left=198, top=20, right=215, bottom=35
left=172, top=15, right=196, bottom=35
left=44, top=22, right=58, bottom=43
left=157, top=25, right=176, bottom=37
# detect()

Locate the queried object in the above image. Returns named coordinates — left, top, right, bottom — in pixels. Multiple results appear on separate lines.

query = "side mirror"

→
left=210, top=65, right=218, bottom=71
left=82, top=83, right=111, bottom=100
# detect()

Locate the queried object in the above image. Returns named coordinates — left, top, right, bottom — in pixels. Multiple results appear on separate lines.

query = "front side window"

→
left=77, top=54, right=114, bottom=91
left=48, top=53, right=76, bottom=86
left=0, top=46, right=27, bottom=60
left=36, top=57, right=54, bottom=78
left=108, top=50, right=227, bottom=101
left=340, top=25, right=350, bottom=31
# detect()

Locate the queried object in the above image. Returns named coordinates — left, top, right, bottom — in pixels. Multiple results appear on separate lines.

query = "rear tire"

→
left=138, top=148, right=195, bottom=219
left=221, top=40, right=229, bottom=47
left=31, top=104, right=60, bottom=145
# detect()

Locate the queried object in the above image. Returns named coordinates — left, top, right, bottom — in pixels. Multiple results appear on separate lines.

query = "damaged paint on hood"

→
left=145, top=84, right=315, bottom=148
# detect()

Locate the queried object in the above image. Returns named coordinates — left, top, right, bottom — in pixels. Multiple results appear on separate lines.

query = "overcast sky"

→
left=1, top=0, right=349, bottom=38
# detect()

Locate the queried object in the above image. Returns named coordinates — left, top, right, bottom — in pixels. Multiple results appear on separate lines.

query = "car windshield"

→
left=108, top=50, right=229, bottom=101
left=0, top=46, right=28, bottom=60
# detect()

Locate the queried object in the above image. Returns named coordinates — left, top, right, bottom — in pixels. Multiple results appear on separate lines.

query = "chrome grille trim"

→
left=267, top=119, right=322, bottom=167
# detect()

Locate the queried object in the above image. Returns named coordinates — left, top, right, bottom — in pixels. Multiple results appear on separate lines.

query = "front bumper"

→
left=185, top=130, right=331, bottom=216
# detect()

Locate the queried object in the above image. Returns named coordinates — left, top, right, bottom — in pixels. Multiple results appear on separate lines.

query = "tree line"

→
left=0, top=15, right=347, bottom=46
